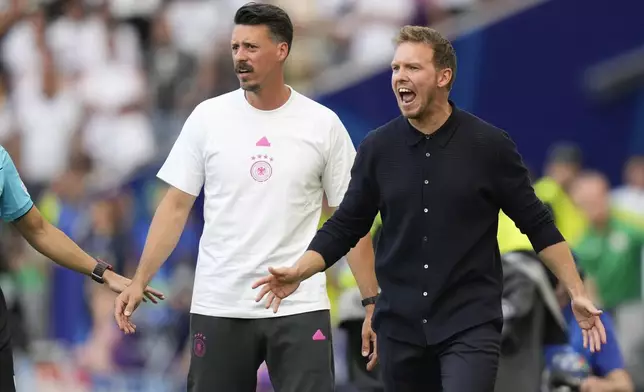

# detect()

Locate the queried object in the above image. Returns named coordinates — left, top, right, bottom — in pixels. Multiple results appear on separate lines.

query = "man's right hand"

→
left=114, top=282, right=145, bottom=334
left=252, top=266, right=302, bottom=313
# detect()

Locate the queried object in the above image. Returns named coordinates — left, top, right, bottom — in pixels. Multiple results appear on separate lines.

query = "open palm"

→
left=252, top=266, right=301, bottom=312
left=571, top=296, right=607, bottom=353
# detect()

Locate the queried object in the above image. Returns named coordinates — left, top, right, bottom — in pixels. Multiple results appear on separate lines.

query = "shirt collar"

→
left=405, top=100, right=459, bottom=147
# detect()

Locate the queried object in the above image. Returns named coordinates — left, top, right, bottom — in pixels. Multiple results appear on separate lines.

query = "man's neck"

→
left=245, top=81, right=291, bottom=111
left=408, top=98, right=452, bottom=135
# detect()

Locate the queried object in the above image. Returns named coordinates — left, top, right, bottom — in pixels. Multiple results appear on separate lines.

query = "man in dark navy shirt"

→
left=252, top=26, right=606, bottom=391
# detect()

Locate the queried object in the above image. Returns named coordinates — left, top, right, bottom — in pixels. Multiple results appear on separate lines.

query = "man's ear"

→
left=437, top=68, right=453, bottom=89
left=278, top=43, right=289, bottom=62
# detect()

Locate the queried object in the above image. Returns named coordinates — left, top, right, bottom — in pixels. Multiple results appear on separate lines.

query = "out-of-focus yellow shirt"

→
left=497, top=177, right=588, bottom=253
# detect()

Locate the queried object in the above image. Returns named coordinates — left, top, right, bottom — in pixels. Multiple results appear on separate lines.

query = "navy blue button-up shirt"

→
left=308, top=104, right=564, bottom=346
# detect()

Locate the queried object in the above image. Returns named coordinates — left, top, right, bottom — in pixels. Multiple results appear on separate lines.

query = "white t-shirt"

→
left=157, top=87, right=356, bottom=319
left=13, top=87, right=82, bottom=184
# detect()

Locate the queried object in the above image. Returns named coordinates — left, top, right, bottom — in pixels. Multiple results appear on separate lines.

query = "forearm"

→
left=605, top=370, right=635, bottom=392
left=538, top=241, right=585, bottom=297
left=294, top=251, right=326, bottom=281
left=23, top=221, right=96, bottom=275
left=132, top=197, right=191, bottom=287
left=589, top=372, right=634, bottom=392
left=346, top=234, right=379, bottom=299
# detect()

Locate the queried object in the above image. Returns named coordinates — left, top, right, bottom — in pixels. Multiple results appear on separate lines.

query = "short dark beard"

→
left=241, top=83, right=261, bottom=93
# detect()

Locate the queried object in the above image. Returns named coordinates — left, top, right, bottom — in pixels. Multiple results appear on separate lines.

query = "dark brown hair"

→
left=395, top=26, right=457, bottom=90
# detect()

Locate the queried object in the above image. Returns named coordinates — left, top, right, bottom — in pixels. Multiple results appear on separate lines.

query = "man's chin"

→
left=240, top=81, right=260, bottom=93
left=399, top=107, right=421, bottom=119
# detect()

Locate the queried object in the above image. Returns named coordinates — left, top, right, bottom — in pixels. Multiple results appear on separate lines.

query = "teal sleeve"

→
left=1, top=149, right=33, bottom=222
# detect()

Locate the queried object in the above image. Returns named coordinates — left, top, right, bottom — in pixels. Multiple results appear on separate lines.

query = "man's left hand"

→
left=571, top=295, right=607, bottom=353
left=361, top=306, right=378, bottom=371
left=580, top=376, right=610, bottom=392
left=103, top=270, right=165, bottom=304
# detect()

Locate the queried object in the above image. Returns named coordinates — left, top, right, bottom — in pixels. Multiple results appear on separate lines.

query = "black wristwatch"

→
left=361, top=295, right=379, bottom=307
left=91, top=259, right=113, bottom=284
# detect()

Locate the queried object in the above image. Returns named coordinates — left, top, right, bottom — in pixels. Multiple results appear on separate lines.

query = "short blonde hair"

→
left=395, top=25, right=457, bottom=90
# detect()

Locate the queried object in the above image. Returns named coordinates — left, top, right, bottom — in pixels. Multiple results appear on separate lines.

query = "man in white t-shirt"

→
left=113, top=3, right=379, bottom=391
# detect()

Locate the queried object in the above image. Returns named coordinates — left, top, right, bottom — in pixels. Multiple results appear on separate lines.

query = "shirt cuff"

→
left=3, top=200, right=34, bottom=222
left=527, top=222, right=565, bottom=253
left=307, top=231, right=347, bottom=270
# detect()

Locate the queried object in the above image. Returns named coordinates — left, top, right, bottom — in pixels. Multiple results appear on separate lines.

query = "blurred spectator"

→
left=0, top=64, right=16, bottom=152
left=569, top=171, right=644, bottom=376
left=163, top=0, right=237, bottom=60
left=78, top=18, right=155, bottom=190
left=40, top=152, right=95, bottom=347
left=0, top=0, right=27, bottom=38
left=495, top=251, right=567, bottom=392
left=146, top=7, right=196, bottom=155
left=544, top=142, right=583, bottom=190
left=47, top=0, right=95, bottom=80
left=2, top=5, right=48, bottom=96
left=544, top=276, right=634, bottom=392
left=533, top=142, right=588, bottom=246
left=12, top=49, right=83, bottom=201
left=326, top=0, right=416, bottom=68
left=612, top=155, right=644, bottom=218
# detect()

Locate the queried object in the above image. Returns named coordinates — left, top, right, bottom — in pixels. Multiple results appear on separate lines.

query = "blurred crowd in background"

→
left=0, top=0, right=643, bottom=391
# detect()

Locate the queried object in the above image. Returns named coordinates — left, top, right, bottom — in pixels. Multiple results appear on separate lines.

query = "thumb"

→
left=586, top=304, right=602, bottom=316
left=124, top=294, right=137, bottom=317
left=361, top=332, right=371, bottom=357
left=268, top=266, right=290, bottom=278
left=579, top=298, right=602, bottom=316
left=268, top=266, right=285, bottom=274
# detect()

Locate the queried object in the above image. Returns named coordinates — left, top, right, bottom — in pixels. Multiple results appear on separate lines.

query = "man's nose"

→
left=393, top=71, right=409, bottom=85
left=234, top=49, right=249, bottom=63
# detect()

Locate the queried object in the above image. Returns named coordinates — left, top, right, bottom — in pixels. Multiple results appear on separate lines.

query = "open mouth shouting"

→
left=397, top=87, right=417, bottom=108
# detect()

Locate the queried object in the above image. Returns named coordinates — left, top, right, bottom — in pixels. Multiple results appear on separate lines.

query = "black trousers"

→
left=187, top=310, right=334, bottom=392
left=0, top=288, right=16, bottom=392
left=378, top=320, right=502, bottom=392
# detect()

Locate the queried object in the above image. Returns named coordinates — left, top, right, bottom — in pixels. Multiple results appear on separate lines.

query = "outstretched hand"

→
left=571, top=296, right=607, bottom=353
left=112, top=277, right=164, bottom=335
left=251, top=266, right=302, bottom=313
left=104, top=271, right=165, bottom=304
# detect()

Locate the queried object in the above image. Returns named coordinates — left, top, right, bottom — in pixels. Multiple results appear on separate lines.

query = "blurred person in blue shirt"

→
left=545, top=273, right=633, bottom=392
left=0, top=145, right=164, bottom=392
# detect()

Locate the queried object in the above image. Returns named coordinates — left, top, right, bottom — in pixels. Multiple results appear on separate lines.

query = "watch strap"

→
left=91, top=259, right=113, bottom=284
left=361, top=295, right=379, bottom=307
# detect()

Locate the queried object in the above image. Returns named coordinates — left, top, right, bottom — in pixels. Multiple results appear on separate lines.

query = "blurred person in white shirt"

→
left=1, top=5, right=47, bottom=96
left=11, top=44, right=83, bottom=201
left=164, top=0, right=242, bottom=60
left=147, top=7, right=197, bottom=156
left=47, top=0, right=101, bottom=81
left=0, top=67, right=16, bottom=150
left=48, top=0, right=141, bottom=81
left=78, top=18, right=155, bottom=190
left=329, top=0, right=415, bottom=68
left=612, top=155, right=644, bottom=218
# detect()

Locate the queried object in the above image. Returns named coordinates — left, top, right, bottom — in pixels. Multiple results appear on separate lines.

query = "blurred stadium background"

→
left=0, top=0, right=643, bottom=390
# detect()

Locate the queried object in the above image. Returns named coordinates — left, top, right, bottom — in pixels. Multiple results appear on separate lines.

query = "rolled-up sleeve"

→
left=308, top=132, right=380, bottom=269
left=492, top=131, right=564, bottom=252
